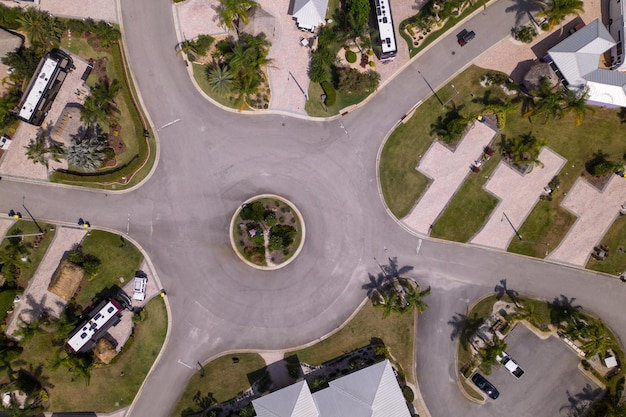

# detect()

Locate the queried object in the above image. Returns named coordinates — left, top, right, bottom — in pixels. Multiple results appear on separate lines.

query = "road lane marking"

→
left=157, top=118, right=181, bottom=131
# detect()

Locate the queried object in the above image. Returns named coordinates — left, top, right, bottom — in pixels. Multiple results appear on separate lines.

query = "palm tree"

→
left=215, top=0, right=258, bottom=34
left=375, top=292, right=404, bottom=319
left=25, top=129, right=49, bottom=167
left=579, top=319, right=614, bottom=356
left=404, top=285, right=431, bottom=314
left=516, top=301, right=543, bottom=328
left=524, top=80, right=568, bottom=123
left=65, top=135, right=107, bottom=172
left=80, top=97, right=106, bottom=127
left=16, top=8, right=49, bottom=49
left=93, top=78, right=121, bottom=118
left=564, top=88, right=593, bottom=126
left=177, top=39, right=198, bottom=58
left=537, top=0, right=584, bottom=32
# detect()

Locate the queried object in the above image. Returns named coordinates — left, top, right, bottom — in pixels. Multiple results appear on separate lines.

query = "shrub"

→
left=589, top=160, right=615, bottom=176
left=515, top=26, right=537, bottom=43
left=320, top=80, right=336, bottom=106
left=368, top=49, right=374, bottom=56
left=402, top=385, right=415, bottom=402
left=194, top=35, right=214, bottom=55
left=346, top=50, right=357, bottom=63
left=541, top=22, right=549, bottom=31
left=336, top=67, right=380, bottom=93
left=369, top=61, right=375, bottom=67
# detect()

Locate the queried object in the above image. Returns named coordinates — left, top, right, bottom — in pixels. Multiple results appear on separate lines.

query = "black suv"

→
left=457, top=29, right=476, bottom=46
left=471, top=373, right=500, bottom=399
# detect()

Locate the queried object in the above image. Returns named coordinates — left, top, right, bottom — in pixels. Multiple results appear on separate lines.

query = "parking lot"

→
left=472, top=324, right=602, bottom=417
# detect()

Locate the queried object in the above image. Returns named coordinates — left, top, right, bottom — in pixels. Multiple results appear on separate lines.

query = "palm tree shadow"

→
left=383, top=257, right=414, bottom=279
left=19, top=293, right=65, bottom=324
left=494, top=278, right=519, bottom=304
left=549, top=294, right=582, bottom=326
left=447, top=312, right=485, bottom=349
left=559, top=385, right=604, bottom=417
left=505, top=0, right=544, bottom=27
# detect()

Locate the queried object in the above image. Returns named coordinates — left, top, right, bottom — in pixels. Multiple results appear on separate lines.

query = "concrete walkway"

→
left=5, top=226, right=87, bottom=337
left=0, top=218, right=15, bottom=242
left=0, top=0, right=118, bottom=23
left=402, top=122, right=496, bottom=235
left=471, top=147, right=565, bottom=250
left=548, top=175, right=626, bottom=267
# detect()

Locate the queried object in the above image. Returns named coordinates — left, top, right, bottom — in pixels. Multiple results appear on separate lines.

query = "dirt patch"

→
left=93, top=337, right=118, bottom=364
left=580, top=171, right=612, bottom=191
left=48, top=259, right=84, bottom=301
left=108, top=123, right=125, bottom=153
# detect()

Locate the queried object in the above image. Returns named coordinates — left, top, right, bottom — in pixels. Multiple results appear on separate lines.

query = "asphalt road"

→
left=0, top=0, right=624, bottom=417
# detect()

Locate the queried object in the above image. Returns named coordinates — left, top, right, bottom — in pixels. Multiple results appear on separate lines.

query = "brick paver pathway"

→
left=402, top=122, right=496, bottom=235
left=547, top=175, right=626, bottom=267
left=470, top=147, right=565, bottom=249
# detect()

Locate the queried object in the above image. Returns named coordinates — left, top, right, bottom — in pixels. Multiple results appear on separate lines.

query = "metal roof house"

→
left=252, top=360, right=411, bottom=417
left=547, top=19, right=626, bottom=107
left=291, top=0, right=328, bottom=32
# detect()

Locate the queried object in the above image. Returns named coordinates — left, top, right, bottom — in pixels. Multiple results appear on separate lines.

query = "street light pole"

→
left=501, top=212, right=522, bottom=241
left=417, top=69, right=443, bottom=105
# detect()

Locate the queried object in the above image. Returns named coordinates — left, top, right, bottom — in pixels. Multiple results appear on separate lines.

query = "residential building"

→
left=291, top=0, right=328, bottom=32
left=252, top=360, right=411, bottom=417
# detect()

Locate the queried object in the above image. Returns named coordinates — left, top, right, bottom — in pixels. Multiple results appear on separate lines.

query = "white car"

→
left=0, top=136, right=12, bottom=150
left=497, top=352, right=525, bottom=378
left=132, top=276, right=148, bottom=301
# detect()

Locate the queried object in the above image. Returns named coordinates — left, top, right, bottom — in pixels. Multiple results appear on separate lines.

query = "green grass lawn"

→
left=507, top=200, right=576, bottom=258
left=586, top=215, right=626, bottom=276
left=431, top=155, right=499, bottom=242
left=285, top=301, right=415, bottom=384
left=74, top=230, right=143, bottom=308
left=0, top=287, right=17, bottom=322
left=11, top=297, right=167, bottom=412
left=2, top=220, right=57, bottom=289
left=172, top=353, right=267, bottom=417
left=305, top=82, right=371, bottom=117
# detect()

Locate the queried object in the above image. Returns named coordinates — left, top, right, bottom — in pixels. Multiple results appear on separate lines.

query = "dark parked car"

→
left=471, top=373, right=500, bottom=399
left=457, top=29, right=476, bottom=46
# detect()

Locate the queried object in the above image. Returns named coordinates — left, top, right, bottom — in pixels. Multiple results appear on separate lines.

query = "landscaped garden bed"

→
left=230, top=195, right=304, bottom=269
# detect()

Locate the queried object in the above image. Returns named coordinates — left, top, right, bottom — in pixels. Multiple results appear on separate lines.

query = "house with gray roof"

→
left=547, top=19, right=626, bottom=107
left=290, top=0, right=328, bottom=32
left=252, top=360, right=411, bottom=417
left=0, top=28, right=23, bottom=59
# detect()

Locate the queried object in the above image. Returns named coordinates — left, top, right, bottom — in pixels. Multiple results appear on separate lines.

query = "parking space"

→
left=480, top=324, right=601, bottom=417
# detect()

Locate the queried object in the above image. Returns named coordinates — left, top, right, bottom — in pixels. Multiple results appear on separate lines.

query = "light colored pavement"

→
left=175, top=0, right=226, bottom=39
left=403, top=122, right=496, bottom=235
left=0, top=122, right=49, bottom=181
left=3, top=2, right=626, bottom=417
left=0, top=0, right=118, bottom=23
left=0, top=218, right=15, bottom=242
left=471, top=147, right=565, bottom=249
left=5, top=226, right=87, bottom=337
left=548, top=175, right=626, bottom=267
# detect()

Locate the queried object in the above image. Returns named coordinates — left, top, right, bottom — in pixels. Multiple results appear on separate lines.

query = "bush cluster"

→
left=321, top=80, right=336, bottom=106
left=345, top=50, right=357, bottom=63
left=67, top=248, right=101, bottom=278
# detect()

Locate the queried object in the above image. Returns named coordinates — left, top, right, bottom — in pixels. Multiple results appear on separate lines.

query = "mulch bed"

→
left=581, top=171, right=612, bottom=191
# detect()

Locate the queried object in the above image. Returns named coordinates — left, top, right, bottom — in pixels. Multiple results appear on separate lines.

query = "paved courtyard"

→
left=0, top=0, right=118, bottom=23
left=5, top=226, right=87, bottom=337
left=548, top=175, right=626, bottom=267
left=402, top=122, right=496, bottom=235
left=470, top=147, right=565, bottom=250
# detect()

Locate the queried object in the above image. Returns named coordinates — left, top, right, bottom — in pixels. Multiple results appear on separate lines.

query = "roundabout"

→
left=230, top=194, right=305, bottom=270
left=0, top=0, right=625, bottom=416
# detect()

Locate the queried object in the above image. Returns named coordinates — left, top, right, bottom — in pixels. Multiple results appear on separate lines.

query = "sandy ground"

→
left=5, top=226, right=87, bottom=338
left=402, top=122, right=496, bottom=235
left=548, top=175, right=626, bottom=267
left=470, top=147, right=566, bottom=249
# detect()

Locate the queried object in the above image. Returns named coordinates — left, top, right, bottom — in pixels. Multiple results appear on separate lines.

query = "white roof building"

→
left=252, top=360, right=411, bottom=417
left=291, top=0, right=328, bottom=31
left=548, top=19, right=626, bottom=107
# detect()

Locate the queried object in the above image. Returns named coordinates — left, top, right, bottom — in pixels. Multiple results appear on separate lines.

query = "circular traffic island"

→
left=230, top=194, right=305, bottom=270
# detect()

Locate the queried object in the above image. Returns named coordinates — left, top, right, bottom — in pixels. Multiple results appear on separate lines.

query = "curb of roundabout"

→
left=229, top=194, right=306, bottom=271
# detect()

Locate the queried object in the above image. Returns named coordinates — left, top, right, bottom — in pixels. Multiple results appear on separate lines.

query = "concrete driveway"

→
left=486, top=324, right=601, bottom=417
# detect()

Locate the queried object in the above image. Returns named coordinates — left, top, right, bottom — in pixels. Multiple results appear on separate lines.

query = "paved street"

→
left=0, top=1, right=624, bottom=417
